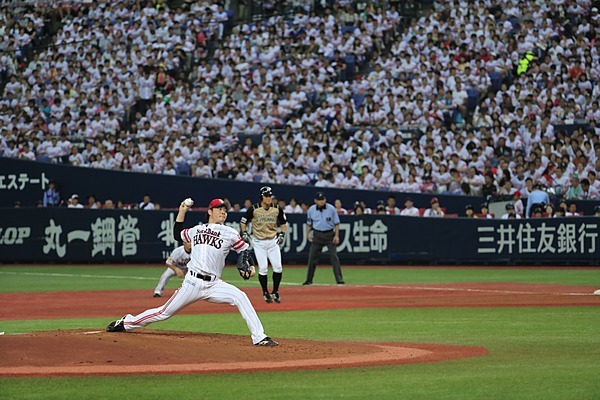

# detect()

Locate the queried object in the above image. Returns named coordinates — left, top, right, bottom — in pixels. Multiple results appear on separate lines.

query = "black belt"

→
left=189, top=271, right=214, bottom=281
left=313, top=229, right=333, bottom=233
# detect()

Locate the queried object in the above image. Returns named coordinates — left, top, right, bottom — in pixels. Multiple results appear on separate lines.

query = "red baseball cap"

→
left=430, top=197, right=439, bottom=204
left=208, top=198, right=226, bottom=209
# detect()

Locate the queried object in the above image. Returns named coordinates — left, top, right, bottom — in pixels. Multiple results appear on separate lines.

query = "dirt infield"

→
left=2, top=282, right=598, bottom=377
left=0, top=282, right=597, bottom=321
left=0, top=330, right=488, bottom=377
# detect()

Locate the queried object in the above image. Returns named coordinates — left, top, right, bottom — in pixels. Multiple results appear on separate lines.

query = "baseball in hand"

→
left=183, top=198, right=194, bottom=207
left=249, top=265, right=256, bottom=278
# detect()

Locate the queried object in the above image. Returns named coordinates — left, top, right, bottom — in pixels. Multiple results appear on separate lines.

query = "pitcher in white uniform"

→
left=107, top=198, right=279, bottom=346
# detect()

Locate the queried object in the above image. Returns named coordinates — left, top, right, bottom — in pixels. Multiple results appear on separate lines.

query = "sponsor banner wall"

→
left=1, top=209, right=598, bottom=265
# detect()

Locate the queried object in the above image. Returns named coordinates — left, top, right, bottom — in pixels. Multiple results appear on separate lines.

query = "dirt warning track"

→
left=0, top=282, right=597, bottom=321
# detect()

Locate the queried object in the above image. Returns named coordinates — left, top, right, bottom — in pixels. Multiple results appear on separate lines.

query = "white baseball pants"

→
left=122, top=273, right=268, bottom=344
left=154, top=268, right=176, bottom=295
left=251, top=236, right=282, bottom=275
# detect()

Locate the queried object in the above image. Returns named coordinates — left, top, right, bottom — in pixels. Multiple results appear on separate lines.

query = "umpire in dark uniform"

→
left=303, top=192, right=345, bottom=285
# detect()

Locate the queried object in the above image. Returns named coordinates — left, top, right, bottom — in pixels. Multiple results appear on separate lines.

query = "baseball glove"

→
left=237, top=250, right=256, bottom=280
left=276, top=232, right=285, bottom=247
left=241, top=232, right=251, bottom=243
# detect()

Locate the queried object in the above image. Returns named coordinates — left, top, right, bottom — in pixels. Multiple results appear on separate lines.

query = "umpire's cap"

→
left=315, top=192, right=326, bottom=200
left=260, top=186, right=273, bottom=197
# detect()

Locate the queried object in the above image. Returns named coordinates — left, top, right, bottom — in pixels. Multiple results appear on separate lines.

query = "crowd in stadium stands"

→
left=35, top=185, right=599, bottom=220
left=1, top=0, right=599, bottom=212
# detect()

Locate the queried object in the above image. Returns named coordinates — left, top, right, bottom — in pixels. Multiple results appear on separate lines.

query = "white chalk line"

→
left=0, top=271, right=155, bottom=281
left=0, top=271, right=595, bottom=295
left=363, top=284, right=594, bottom=297
left=0, top=270, right=263, bottom=286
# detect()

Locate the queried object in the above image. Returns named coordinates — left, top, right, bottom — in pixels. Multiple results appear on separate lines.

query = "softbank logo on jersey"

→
left=194, top=228, right=224, bottom=248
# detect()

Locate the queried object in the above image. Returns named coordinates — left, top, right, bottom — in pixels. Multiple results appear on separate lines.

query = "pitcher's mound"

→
left=0, top=330, right=488, bottom=377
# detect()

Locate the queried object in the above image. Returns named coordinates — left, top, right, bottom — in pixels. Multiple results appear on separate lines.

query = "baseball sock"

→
left=258, top=273, right=269, bottom=294
left=272, top=272, right=282, bottom=293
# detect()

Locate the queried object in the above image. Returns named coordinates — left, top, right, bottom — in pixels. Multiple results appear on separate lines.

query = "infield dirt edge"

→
left=0, top=330, right=488, bottom=377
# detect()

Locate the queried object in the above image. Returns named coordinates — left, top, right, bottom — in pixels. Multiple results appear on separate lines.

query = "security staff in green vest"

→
left=517, top=51, right=534, bottom=75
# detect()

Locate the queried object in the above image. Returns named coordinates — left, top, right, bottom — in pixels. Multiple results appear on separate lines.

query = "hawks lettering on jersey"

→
left=193, top=227, right=224, bottom=249
left=181, top=223, right=248, bottom=279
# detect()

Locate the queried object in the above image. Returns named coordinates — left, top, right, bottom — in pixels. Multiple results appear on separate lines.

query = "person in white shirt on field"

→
left=153, top=242, right=191, bottom=298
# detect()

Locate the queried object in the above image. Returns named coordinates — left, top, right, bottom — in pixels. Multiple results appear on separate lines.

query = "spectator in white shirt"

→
left=68, top=146, right=85, bottom=166
left=131, top=155, right=152, bottom=173
left=18, top=144, right=36, bottom=160
left=163, top=162, right=176, bottom=175
left=423, top=197, right=445, bottom=217
left=139, top=194, right=155, bottom=210
left=385, top=195, right=401, bottom=215
left=46, top=138, right=62, bottom=162
left=340, top=168, right=360, bottom=188
left=284, top=197, right=303, bottom=213
left=400, top=197, right=420, bottom=216
left=67, top=194, right=84, bottom=208
left=501, top=203, right=522, bottom=219
left=100, top=151, right=117, bottom=169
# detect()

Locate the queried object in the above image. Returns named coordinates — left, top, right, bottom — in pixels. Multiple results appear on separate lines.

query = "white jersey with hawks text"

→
left=181, top=223, right=247, bottom=279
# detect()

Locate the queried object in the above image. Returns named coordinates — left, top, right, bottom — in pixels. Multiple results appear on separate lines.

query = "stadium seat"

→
left=176, top=162, right=191, bottom=176
left=343, top=55, right=356, bottom=80
left=238, top=133, right=262, bottom=148
left=225, top=9, right=234, bottom=30
left=343, top=55, right=356, bottom=65
left=352, top=93, right=366, bottom=108
left=341, top=26, right=356, bottom=35
left=466, top=88, right=479, bottom=111
left=488, top=71, right=502, bottom=92
left=508, top=17, right=520, bottom=33
left=36, top=155, right=52, bottom=163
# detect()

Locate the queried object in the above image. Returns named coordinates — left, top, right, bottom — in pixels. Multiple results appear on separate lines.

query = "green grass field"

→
left=1, top=265, right=599, bottom=400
